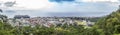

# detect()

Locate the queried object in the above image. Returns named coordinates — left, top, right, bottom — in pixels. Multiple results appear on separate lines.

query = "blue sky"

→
left=0, top=0, right=120, bottom=17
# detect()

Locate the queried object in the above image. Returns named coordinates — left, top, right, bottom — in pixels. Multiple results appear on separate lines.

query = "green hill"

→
left=95, top=7, right=120, bottom=35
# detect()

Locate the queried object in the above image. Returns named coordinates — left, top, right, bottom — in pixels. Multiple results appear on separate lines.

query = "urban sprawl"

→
left=0, top=15, right=95, bottom=28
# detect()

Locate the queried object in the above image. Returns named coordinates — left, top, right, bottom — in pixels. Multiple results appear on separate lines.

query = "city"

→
left=1, top=15, right=95, bottom=28
left=0, top=0, right=120, bottom=35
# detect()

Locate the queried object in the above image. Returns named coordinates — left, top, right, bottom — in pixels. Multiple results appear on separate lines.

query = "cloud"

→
left=76, top=0, right=119, bottom=3
left=49, top=0, right=119, bottom=3
left=0, top=0, right=120, bottom=17
left=41, top=1, right=119, bottom=17
left=49, top=0, right=75, bottom=2
left=0, top=0, right=55, bottom=9
left=16, top=0, right=55, bottom=9
left=4, top=2, right=118, bottom=17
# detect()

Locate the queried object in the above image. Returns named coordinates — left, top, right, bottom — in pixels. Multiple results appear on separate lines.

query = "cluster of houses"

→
left=7, top=15, right=95, bottom=28
left=0, top=14, right=95, bottom=28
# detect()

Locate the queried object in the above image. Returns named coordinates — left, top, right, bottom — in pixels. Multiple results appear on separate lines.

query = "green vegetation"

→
left=0, top=8, right=120, bottom=35
left=95, top=9, right=120, bottom=35
left=88, top=17, right=102, bottom=22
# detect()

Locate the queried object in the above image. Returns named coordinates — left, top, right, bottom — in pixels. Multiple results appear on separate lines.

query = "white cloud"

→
left=76, top=0, right=119, bottom=2
left=16, top=0, right=55, bottom=9
left=0, top=0, right=120, bottom=17
left=0, top=0, right=15, bottom=2
left=0, top=0, right=119, bottom=9
left=0, top=0, right=55, bottom=9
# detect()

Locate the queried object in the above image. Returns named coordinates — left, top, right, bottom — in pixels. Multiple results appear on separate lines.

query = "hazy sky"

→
left=0, top=0, right=120, bottom=17
left=0, top=0, right=119, bottom=9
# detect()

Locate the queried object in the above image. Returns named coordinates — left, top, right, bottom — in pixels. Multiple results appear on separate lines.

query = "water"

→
left=1, top=9, right=111, bottom=18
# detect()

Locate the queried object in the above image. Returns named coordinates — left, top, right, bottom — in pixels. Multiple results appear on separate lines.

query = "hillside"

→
left=95, top=7, right=120, bottom=35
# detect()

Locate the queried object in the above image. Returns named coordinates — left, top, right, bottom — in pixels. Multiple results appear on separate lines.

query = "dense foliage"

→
left=0, top=8, right=120, bottom=35
left=95, top=9, right=120, bottom=35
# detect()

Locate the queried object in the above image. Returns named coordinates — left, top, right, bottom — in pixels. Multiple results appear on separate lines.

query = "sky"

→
left=0, top=0, right=120, bottom=17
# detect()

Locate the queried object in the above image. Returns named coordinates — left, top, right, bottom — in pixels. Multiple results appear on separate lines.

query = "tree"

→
left=95, top=7, right=120, bottom=35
